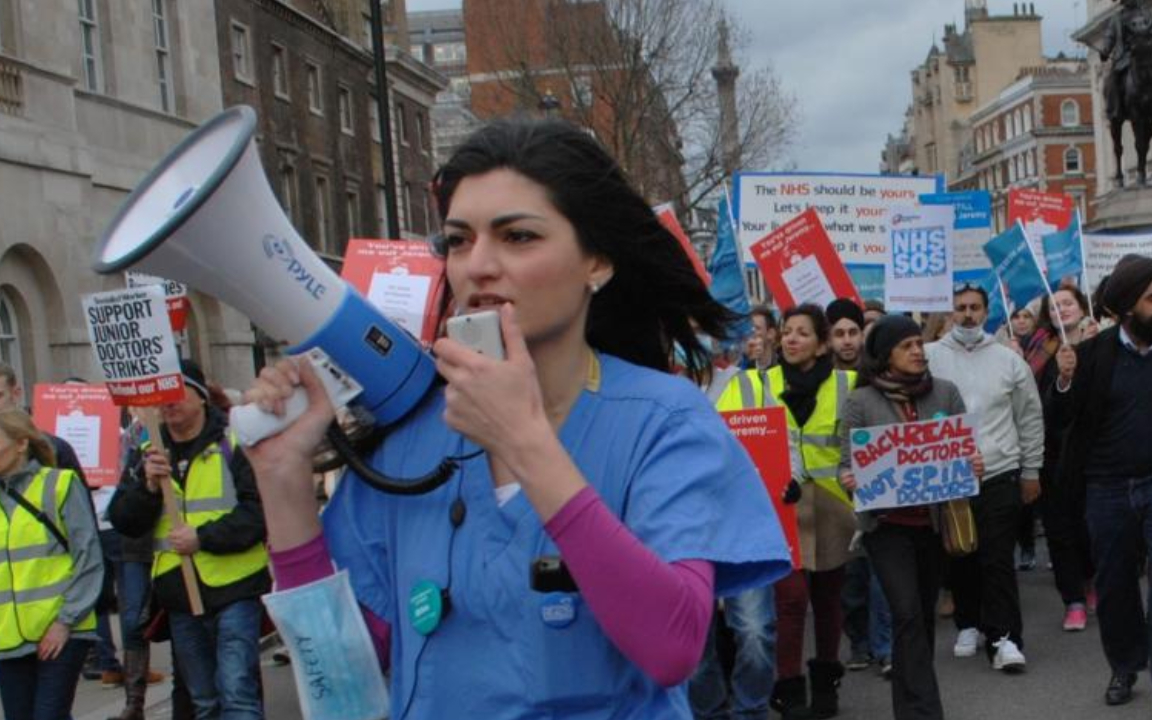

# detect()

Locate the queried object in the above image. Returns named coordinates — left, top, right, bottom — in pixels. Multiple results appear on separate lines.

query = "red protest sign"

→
left=655, top=204, right=711, bottom=287
left=750, top=208, right=860, bottom=311
left=32, top=384, right=122, bottom=486
left=83, top=286, right=185, bottom=406
left=1007, top=189, right=1074, bottom=232
left=341, top=239, right=446, bottom=346
left=721, top=407, right=801, bottom=569
left=125, top=272, right=190, bottom=333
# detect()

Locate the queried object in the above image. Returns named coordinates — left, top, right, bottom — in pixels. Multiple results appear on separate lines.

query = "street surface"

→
left=53, top=541, right=1152, bottom=719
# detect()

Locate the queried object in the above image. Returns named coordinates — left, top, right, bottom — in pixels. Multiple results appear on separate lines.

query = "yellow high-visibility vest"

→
left=150, top=435, right=268, bottom=587
left=0, top=467, right=96, bottom=650
left=717, top=366, right=856, bottom=508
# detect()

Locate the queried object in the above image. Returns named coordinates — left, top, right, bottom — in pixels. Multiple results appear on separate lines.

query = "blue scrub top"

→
left=323, top=353, right=791, bottom=719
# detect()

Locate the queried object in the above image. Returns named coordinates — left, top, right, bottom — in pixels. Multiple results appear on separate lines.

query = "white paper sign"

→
left=82, top=286, right=184, bottom=405
left=55, top=412, right=101, bottom=469
left=367, top=271, right=433, bottom=339
left=781, top=254, right=838, bottom=309
left=884, top=205, right=955, bottom=312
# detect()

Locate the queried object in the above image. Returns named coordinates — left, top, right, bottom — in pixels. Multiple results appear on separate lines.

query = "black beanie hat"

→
left=865, top=315, right=922, bottom=367
left=1102, top=254, right=1152, bottom=317
left=179, top=359, right=209, bottom=402
left=826, top=298, right=865, bottom=330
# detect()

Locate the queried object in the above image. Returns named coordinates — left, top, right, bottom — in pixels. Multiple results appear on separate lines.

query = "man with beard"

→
left=925, top=284, right=1044, bottom=675
left=1049, top=254, right=1152, bottom=707
left=827, top=299, right=865, bottom=371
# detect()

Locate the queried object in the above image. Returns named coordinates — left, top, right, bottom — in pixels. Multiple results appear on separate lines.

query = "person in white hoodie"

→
left=925, top=283, right=1044, bottom=674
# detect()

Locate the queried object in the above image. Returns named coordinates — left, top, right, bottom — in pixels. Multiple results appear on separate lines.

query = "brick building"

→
left=214, top=0, right=445, bottom=251
left=950, top=62, right=1096, bottom=230
left=460, top=0, right=687, bottom=207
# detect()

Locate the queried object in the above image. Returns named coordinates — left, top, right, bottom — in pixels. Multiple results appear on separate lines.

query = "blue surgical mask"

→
left=262, top=572, right=390, bottom=720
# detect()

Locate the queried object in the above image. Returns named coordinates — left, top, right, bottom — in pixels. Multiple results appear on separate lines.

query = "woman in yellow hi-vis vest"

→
left=722, top=304, right=857, bottom=720
left=0, top=408, right=102, bottom=720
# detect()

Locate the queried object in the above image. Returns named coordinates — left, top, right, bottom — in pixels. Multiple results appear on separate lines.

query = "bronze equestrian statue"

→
left=1098, top=0, right=1152, bottom=186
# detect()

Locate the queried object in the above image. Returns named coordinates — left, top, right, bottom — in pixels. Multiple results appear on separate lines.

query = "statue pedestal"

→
left=1089, top=185, right=1152, bottom=233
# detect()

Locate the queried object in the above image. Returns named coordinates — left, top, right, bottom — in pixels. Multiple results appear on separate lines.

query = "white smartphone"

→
left=446, top=310, right=506, bottom=360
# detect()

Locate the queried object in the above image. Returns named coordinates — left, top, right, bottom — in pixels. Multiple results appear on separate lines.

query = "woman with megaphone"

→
left=245, top=119, right=792, bottom=719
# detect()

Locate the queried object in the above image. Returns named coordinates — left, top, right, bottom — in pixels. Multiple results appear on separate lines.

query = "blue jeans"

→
left=842, top=556, right=893, bottom=661
left=1085, top=476, right=1152, bottom=677
left=168, top=599, right=264, bottom=720
left=0, top=638, right=93, bottom=720
left=689, top=585, right=776, bottom=719
left=115, top=560, right=151, bottom=651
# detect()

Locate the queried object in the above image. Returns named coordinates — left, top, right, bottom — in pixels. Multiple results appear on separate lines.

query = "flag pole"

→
left=997, top=275, right=1015, bottom=340
left=1076, top=210, right=1096, bottom=319
left=1017, top=221, right=1067, bottom=345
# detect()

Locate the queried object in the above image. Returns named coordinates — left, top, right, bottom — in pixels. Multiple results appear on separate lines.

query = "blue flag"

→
left=1041, top=210, right=1083, bottom=290
left=982, top=223, right=1048, bottom=311
left=982, top=272, right=1007, bottom=335
left=708, top=196, right=753, bottom=340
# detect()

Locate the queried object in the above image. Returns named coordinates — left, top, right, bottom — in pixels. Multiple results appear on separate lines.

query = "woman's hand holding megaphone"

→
left=243, top=357, right=336, bottom=550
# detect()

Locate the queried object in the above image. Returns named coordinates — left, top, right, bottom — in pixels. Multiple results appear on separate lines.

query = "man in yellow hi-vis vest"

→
left=110, top=361, right=269, bottom=720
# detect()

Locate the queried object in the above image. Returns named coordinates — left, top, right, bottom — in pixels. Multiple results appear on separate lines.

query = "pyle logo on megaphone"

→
left=262, top=233, right=327, bottom=301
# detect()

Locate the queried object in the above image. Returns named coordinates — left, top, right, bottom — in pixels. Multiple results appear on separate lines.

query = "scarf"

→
left=780, top=354, right=833, bottom=427
left=871, top=368, right=934, bottom=405
left=1022, top=327, right=1058, bottom=380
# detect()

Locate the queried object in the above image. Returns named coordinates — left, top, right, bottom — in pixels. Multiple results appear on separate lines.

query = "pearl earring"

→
left=590, top=282, right=601, bottom=294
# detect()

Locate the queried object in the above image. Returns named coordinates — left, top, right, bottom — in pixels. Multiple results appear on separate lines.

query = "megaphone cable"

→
left=324, top=422, right=483, bottom=496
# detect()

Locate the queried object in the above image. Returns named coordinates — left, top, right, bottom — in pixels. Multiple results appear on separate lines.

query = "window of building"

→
left=571, top=76, right=593, bottom=108
left=422, top=188, right=432, bottom=233
left=362, top=14, right=373, bottom=50
left=396, top=101, right=408, bottom=145
left=1065, top=147, right=1082, bottom=174
left=1025, top=150, right=1036, bottom=178
left=432, top=42, right=466, bottom=65
left=78, top=0, right=102, bottom=92
left=403, top=182, right=413, bottom=230
left=377, top=185, right=390, bottom=236
left=339, top=86, right=353, bottom=134
left=1023, top=105, right=1033, bottom=132
left=0, top=292, right=24, bottom=392
left=152, top=0, right=174, bottom=112
left=415, top=111, right=426, bottom=151
left=1061, top=99, right=1080, bottom=127
left=231, top=21, right=253, bottom=84
left=272, top=44, right=289, bottom=99
left=369, top=98, right=381, bottom=142
left=279, top=164, right=298, bottom=225
left=1008, top=156, right=1017, bottom=183
left=306, top=62, right=323, bottom=114
left=346, top=187, right=360, bottom=237
left=315, top=175, right=331, bottom=251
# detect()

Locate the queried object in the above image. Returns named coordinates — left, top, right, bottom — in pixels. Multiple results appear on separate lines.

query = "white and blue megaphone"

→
left=91, top=106, right=437, bottom=447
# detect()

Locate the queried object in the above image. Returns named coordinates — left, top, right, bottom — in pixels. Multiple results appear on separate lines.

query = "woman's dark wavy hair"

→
left=431, top=119, right=738, bottom=384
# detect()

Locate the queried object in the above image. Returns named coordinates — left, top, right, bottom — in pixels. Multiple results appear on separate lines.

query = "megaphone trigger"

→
left=230, top=348, right=363, bottom=447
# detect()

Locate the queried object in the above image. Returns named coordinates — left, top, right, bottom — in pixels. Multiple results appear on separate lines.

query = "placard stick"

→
left=139, top=407, right=205, bottom=616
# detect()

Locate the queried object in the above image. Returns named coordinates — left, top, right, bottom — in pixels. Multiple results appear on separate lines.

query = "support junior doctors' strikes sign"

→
left=849, top=414, right=981, bottom=512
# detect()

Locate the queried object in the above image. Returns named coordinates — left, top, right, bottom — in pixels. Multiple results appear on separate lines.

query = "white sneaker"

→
left=991, top=635, right=1026, bottom=672
left=953, top=628, right=980, bottom=658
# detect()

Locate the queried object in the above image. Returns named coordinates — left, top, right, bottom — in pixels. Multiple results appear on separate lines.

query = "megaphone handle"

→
left=230, top=349, right=362, bottom=447
left=139, top=408, right=206, bottom=617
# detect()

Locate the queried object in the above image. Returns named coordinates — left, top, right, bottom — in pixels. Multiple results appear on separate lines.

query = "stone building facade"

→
left=0, top=0, right=260, bottom=390
left=902, top=0, right=1045, bottom=182
left=951, top=64, right=1097, bottom=231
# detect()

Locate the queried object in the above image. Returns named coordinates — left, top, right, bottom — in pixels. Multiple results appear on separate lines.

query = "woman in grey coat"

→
left=838, top=315, right=983, bottom=720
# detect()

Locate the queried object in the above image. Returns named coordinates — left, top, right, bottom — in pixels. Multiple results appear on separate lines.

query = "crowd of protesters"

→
left=2, top=115, right=1151, bottom=720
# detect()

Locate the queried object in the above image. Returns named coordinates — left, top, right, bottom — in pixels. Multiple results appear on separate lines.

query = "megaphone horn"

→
left=92, top=105, right=436, bottom=443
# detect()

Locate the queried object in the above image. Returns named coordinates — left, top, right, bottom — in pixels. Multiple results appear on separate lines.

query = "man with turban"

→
left=1050, top=254, right=1152, bottom=707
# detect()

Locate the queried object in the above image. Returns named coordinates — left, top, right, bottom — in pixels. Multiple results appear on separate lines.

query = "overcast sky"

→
left=406, top=0, right=1089, bottom=173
